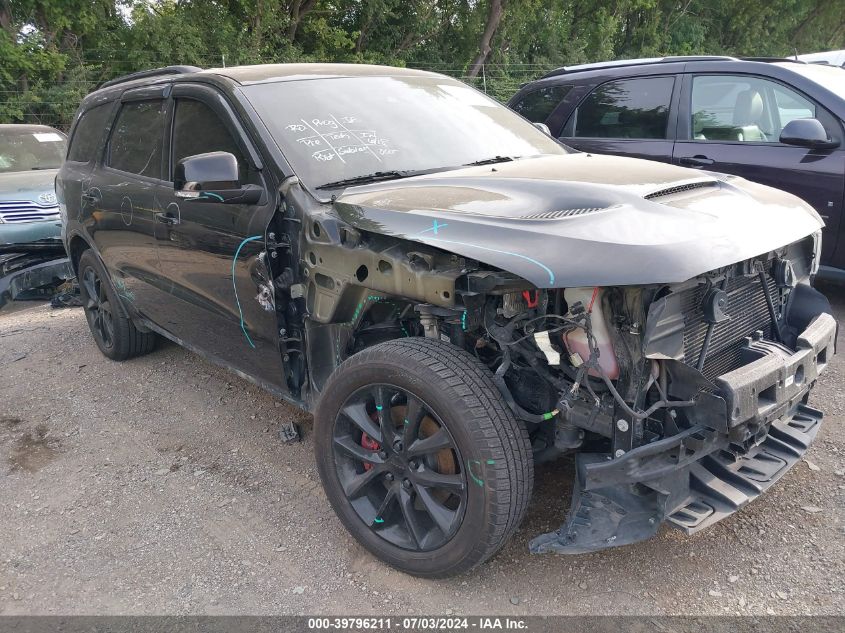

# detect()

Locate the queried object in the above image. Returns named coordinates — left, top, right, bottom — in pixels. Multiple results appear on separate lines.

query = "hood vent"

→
left=521, top=207, right=605, bottom=220
left=645, top=181, right=718, bottom=200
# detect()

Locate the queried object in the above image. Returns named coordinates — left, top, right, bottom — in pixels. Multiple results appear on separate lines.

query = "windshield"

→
left=0, top=128, right=67, bottom=173
left=779, top=63, right=845, bottom=101
left=242, top=75, right=567, bottom=190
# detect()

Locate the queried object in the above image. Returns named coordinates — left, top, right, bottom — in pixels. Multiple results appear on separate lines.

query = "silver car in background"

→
left=0, top=124, right=67, bottom=249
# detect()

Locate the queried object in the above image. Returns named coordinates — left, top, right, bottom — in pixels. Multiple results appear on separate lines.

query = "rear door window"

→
left=567, top=77, right=674, bottom=139
left=511, top=85, right=571, bottom=123
left=67, top=103, right=113, bottom=163
left=106, top=100, right=166, bottom=178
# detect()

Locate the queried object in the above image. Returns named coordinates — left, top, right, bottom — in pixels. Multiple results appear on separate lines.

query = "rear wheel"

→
left=314, top=338, right=533, bottom=577
left=78, top=250, right=157, bottom=361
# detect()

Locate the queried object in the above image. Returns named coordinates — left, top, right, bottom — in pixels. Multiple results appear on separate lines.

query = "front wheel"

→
left=314, top=338, right=533, bottom=577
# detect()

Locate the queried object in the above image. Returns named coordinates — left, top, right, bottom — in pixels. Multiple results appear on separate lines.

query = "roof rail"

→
left=740, top=56, right=805, bottom=64
left=539, top=55, right=737, bottom=80
left=659, top=56, right=737, bottom=63
left=99, top=65, right=202, bottom=89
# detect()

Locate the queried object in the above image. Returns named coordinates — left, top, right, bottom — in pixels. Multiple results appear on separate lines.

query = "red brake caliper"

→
left=361, top=432, right=381, bottom=471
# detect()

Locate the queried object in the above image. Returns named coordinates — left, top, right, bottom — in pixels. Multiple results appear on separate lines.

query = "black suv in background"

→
left=509, top=56, right=845, bottom=279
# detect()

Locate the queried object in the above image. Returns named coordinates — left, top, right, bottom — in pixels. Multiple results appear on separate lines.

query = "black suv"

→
left=509, top=56, right=845, bottom=279
left=57, top=64, right=835, bottom=577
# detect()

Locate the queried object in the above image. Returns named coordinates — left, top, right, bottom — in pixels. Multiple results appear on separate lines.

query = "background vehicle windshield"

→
left=779, top=63, right=845, bottom=101
left=243, top=75, right=567, bottom=189
left=0, top=128, right=67, bottom=173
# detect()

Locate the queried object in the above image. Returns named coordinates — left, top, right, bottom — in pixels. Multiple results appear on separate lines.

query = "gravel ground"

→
left=0, top=285, right=843, bottom=616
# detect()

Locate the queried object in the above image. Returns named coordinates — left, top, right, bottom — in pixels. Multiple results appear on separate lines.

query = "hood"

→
left=0, top=169, right=59, bottom=203
left=333, top=154, right=823, bottom=287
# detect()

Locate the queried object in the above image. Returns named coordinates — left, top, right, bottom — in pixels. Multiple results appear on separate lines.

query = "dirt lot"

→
left=0, top=285, right=843, bottom=616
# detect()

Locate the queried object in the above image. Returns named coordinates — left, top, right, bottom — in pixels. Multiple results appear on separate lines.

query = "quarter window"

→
left=67, top=103, right=113, bottom=163
left=171, top=99, right=248, bottom=180
left=690, top=75, right=817, bottom=143
left=511, top=85, right=571, bottom=123
left=568, top=77, right=674, bottom=139
left=107, top=100, right=166, bottom=178
left=773, top=84, right=815, bottom=126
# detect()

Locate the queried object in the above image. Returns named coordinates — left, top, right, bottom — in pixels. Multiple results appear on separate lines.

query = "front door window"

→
left=171, top=98, right=251, bottom=182
left=690, top=75, right=817, bottom=143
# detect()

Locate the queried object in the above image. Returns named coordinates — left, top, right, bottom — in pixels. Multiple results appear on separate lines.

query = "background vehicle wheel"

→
left=314, top=337, right=533, bottom=577
left=77, top=250, right=157, bottom=361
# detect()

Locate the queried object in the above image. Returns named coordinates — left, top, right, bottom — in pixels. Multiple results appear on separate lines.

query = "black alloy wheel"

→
left=332, top=383, right=467, bottom=551
left=77, top=249, right=157, bottom=361
left=81, top=264, right=115, bottom=350
left=315, top=337, right=533, bottom=577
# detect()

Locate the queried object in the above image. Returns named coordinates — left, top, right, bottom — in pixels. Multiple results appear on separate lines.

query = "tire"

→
left=314, top=337, right=533, bottom=577
left=77, top=249, right=157, bottom=361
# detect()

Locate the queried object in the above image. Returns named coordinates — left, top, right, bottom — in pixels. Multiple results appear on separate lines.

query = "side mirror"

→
left=174, top=151, right=262, bottom=204
left=779, top=118, right=839, bottom=149
left=533, top=122, right=551, bottom=136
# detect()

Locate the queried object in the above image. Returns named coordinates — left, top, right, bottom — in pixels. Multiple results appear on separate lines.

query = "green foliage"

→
left=1, top=0, right=843, bottom=129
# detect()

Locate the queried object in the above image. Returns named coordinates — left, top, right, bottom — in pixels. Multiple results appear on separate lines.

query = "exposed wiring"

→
left=485, top=292, right=696, bottom=426
left=485, top=310, right=579, bottom=348
left=492, top=352, right=559, bottom=424
left=506, top=322, right=573, bottom=347
left=571, top=312, right=697, bottom=420
left=588, top=286, right=600, bottom=312
left=597, top=369, right=696, bottom=420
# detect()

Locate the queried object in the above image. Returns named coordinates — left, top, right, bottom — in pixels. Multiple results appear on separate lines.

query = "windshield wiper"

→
left=316, top=171, right=414, bottom=190
left=462, top=155, right=517, bottom=166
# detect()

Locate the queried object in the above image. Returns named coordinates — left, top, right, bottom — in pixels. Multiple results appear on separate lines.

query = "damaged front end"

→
left=298, top=231, right=835, bottom=555
left=290, top=154, right=835, bottom=557
left=517, top=235, right=836, bottom=554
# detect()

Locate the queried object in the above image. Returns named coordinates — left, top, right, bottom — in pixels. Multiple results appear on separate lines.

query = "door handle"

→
left=679, top=155, right=715, bottom=167
left=154, top=212, right=180, bottom=226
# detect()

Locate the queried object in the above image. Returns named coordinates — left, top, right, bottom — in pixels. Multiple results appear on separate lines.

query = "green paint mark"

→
left=461, top=309, right=467, bottom=331
left=375, top=405, right=383, bottom=411
left=373, top=517, right=384, bottom=524
left=467, top=459, right=484, bottom=487
left=404, top=419, right=409, bottom=425
left=542, top=411, right=556, bottom=421
left=486, top=459, right=495, bottom=465
left=232, top=234, right=263, bottom=348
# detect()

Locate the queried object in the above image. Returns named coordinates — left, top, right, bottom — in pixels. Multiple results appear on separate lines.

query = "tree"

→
left=467, top=0, right=506, bottom=78
left=0, top=0, right=843, bottom=129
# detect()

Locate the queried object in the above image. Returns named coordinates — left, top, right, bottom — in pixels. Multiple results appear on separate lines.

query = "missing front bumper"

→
left=529, top=312, right=836, bottom=555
